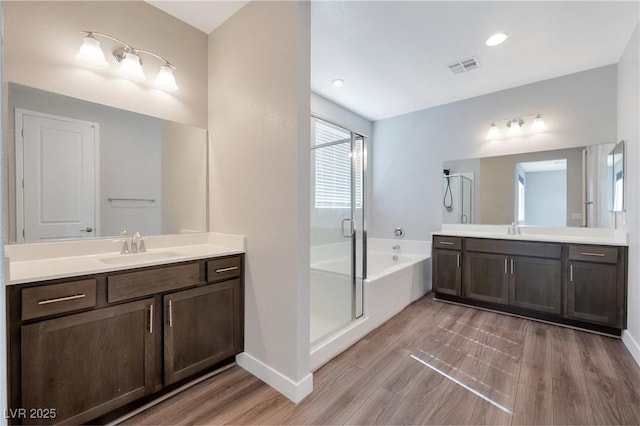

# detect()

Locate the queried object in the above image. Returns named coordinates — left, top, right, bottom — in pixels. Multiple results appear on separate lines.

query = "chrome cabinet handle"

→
left=457, top=254, right=460, bottom=268
left=215, top=266, right=238, bottom=273
left=149, top=304, right=154, bottom=334
left=510, top=259, right=514, bottom=275
left=439, top=241, right=454, bottom=245
left=168, top=300, right=173, bottom=328
left=38, top=294, right=86, bottom=305
left=570, top=264, right=574, bottom=282
left=80, top=227, right=93, bottom=232
left=504, top=258, right=508, bottom=274
left=580, top=252, right=605, bottom=257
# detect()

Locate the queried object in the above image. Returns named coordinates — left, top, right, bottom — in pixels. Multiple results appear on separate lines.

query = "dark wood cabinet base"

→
left=434, top=292, right=622, bottom=337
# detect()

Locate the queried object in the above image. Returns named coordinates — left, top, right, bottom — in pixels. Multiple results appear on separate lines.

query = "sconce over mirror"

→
left=6, top=83, right=208, bottom=244
left=608, top=140, right=625, bottom=212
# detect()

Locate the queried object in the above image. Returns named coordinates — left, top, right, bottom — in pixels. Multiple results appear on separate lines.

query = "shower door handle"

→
left=341, top=218, right=354, bottom=237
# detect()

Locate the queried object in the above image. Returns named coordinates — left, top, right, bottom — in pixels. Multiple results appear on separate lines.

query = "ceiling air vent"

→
left=447, top=56, right=479, bottom=74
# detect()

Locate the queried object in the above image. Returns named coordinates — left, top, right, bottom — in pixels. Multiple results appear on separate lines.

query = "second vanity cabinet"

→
left=8, top=254, right=244, bottom=425
left=433, top=235, right=627, bottom=334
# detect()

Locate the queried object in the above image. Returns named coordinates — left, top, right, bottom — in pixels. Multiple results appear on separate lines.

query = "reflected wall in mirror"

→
left=443, top=143, right=616, bottom=229
left=609, top=140, right=625, bottom=212
left=7, top=83, right=208, bottom=243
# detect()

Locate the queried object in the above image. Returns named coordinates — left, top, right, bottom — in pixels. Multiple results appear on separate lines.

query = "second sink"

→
left=99, top=251, right=180, bottom=265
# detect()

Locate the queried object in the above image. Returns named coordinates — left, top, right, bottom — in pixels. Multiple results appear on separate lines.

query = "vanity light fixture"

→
left=75, top=31, right=179, bottom=92
left=486, top=114, right=546, bottom=140
left=507, top=118, right=524, bottom=136
left=332, top=78, right=344, bottom=87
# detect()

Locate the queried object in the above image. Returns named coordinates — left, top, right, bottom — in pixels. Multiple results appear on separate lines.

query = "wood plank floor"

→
left=123, top=295, right=640, bottom=425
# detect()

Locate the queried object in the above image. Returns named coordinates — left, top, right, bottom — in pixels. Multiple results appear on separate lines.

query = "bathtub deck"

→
left=123, top=294, right=640, bottom=425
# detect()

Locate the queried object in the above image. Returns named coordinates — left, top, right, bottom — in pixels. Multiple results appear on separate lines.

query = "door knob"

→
left=80, top=227, right=93, bottom=232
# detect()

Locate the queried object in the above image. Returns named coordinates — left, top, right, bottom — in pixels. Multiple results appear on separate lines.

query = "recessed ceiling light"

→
left=486, top=33, right=509, bottom=47
left=332, top=79, right=344, bottom=87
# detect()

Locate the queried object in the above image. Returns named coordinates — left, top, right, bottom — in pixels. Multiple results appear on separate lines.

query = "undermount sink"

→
left=99, top=251, right=180, bottom=265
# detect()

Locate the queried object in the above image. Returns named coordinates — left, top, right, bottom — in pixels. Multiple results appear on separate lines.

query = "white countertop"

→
left=5, top=232, right=246, bottom=285
left=434, top=224, right=628, bottom=246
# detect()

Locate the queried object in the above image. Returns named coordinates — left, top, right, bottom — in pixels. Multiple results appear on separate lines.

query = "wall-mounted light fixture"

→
left=75, top=31, right=178, bottom=92
left=487, top=114, right=545, bottom=140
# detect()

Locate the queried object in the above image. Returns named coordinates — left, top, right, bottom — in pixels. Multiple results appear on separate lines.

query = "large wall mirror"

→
left=443, top=142, right=623, bottom=229
left=5, top=83, right=208, bottom=243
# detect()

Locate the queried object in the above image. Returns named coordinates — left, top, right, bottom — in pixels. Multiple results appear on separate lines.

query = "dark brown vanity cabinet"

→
left=432, top=236, right=462, bottom=296
left=164, top=279, right=242, bottom=385
left=21, top=299, right=155, bottom=425
left=433, top=235, right=627, bottom=335
left=8, top=254, right=244, bottom=425
left=566, top=245, right=624, bottom=327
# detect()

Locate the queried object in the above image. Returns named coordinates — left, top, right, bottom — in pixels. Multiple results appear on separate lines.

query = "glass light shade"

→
left=75, top=36, right=109, bottom=69
left=487, top=123, right=500, bottom=140
left=507, top=119, right=523, bottom=136
left=117, top=52, right=146, bottom=82
left=531, top=115, right=546, bottom=132
left=155, top=65, right=179, bottom=92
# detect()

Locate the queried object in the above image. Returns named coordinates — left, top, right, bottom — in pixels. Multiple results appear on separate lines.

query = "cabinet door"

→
left=433, top=249, right=461, bottom=296
left=21, top=299, right=155, bottom=425
left=464, top=252, right=509, bottom=305
left=164, top=280, right=242, bottom=385
left=509, top=256, right=561, bottom=314
left=566, top=261, right=618, bottom=326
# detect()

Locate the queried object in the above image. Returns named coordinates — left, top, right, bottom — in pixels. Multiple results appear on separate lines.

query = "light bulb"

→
left=155, top=65, right=179, bottom=92
left=332, top=79, right=344, bottom=87
left=531, top=114, right=546, bottom=132
left=75, top=35, right=109, bottom=69
left=117, top=52, right=145, bottom=82
left=507, top=119, right=523, bottom=136
left=487, top=123, right=500, bottom=140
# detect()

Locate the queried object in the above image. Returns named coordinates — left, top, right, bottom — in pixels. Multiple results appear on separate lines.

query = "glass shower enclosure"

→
left=309, top=117, right=366, bottom=345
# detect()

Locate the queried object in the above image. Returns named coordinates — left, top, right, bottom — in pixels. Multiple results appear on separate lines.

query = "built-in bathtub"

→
left=310, top=238, right=431, bottom=370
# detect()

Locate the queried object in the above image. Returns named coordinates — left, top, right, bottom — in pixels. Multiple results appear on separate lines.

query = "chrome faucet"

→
left=507, top=222, right=521, bottom=235
left=119, top=230, right=146, bottom=254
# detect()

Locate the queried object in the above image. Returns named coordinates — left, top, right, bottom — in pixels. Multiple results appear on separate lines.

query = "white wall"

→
left=617, top=25, right=640, bottom=364
left=2, top=1, right=208, bottom=128
left=208, top=1, right=312, bottom=402
left=161, top=122, right=207, bottom=234
left=371, top=65, right=618, bottom=240
left=0, top=4, right=7, bottom=419
left=311, top=92, right=372, bottom=137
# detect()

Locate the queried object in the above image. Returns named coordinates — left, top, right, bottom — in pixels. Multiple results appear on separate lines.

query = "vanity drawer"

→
left=108, top=262, right=201, bottom=303
left=466, top=238, right=561, bottom=259
left=433, top=236, right=462, bottom=250
left=22, top=279, right=97, bottom=320
left=569, top=245, right=619, bottom=264
left=207, top=256, right=242, bottom=282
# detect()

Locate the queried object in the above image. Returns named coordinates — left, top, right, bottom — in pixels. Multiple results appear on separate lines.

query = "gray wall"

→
left=617, top=25, right=640, bottom=360
left=371, top=65, right=618, bottom=240
left=525, top=170, right=567, bottom=226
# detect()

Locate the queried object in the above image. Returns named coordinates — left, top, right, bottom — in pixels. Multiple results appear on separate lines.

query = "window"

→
left=313, top=119, right=363, bottom=209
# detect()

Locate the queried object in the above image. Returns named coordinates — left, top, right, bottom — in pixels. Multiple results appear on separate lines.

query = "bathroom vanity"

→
left=432, top=228, right=627, bottom=335
left=5, top=234, right=244, bottom=425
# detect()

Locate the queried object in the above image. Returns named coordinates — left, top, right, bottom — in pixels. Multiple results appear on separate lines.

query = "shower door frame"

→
left=311, top=114, right=367, bottom=321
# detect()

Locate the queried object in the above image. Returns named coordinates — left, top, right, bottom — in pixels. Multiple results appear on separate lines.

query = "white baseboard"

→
left=622, top=330, right=640, bottom=367
left=235, top=352, right=313, bottom=403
